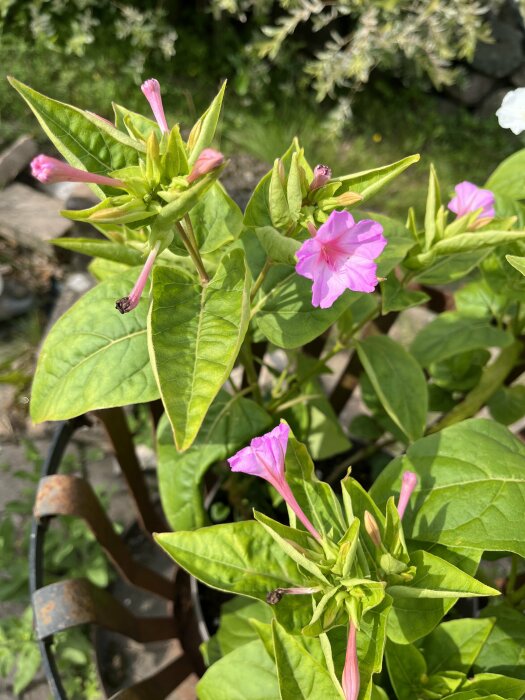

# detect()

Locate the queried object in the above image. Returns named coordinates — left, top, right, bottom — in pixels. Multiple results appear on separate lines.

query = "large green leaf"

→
left=211, top=598, right=273, bottom=661
left=475, top=605, right=525, bottom=679
left=411, top=313, right=513, bottom=366
left=272, top=621, right=343, bottom=700
left=9, top=78, right=142, bottom=199
left=157, top=390, right=271, bottom=530
left=149, top=248, right=251, bottom=450
left=51, top=238, right=144, bottom=267
left=31, top=269, right=159, bottom=422
left=155, top=520, right=308, bottom=600
left=192, top=184, right=243, bottom=254
left=385, top=639, right=428, bottom=700
left=485, top=148, right=525, bottom=200
left=253, top=264, right=357, bottom=349
left=460, top=674, right=525, bottom=699
left=197, top=639, right=279, bottom=700
left=334, top=154, right=420, bottom=203
left=356, top=335, right=428, bottom=442
left=422, top=618, right=495, bottom=676
left=370, top=419, right=525, bottom=557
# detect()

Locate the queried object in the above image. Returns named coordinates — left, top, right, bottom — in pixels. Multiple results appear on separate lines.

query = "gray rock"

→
left=0, top=274, right=34, bottom=322
left=511, top=63, right=525, bottom=86
left=447, top=71, right=496, bottom=106
left=0, top=182, right=72, bottom=252
left=473, top=19, right=524, bottom=78
left=0, top=135, right=37, bottom=189
left=476, top=87, right=510, bottom=118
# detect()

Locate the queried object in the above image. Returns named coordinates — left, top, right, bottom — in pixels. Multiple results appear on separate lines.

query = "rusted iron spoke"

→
left=34, top=475, right=174, bottom=600
left=108, top=655, right=195, bottom=700
left=33, top=579, right=178, bottom=642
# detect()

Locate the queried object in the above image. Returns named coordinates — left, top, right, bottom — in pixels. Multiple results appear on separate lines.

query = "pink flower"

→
left=295, top=210, right=387, bottom=308
left=141, top=78, right=169, bottom=133
left=342, top=621, right=360, bottom=700
left=310, top=164, right=332, bottom=190
left=397, top=471, right=418, bottom=520
left=31, top=155, right=124, bottom=188
left=228, top=424, right=322, bottom=541
left=115, top=241, right=160, bottom=314
left=187, top=148, right=225, bottom=184
left=448, top=181, right=495, bottom=221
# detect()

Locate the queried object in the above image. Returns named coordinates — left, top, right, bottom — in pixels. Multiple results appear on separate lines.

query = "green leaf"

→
left=412, top=249, right=490, bottom=285
left=380, top=275, right=429, bottom=314
left=112, top=102, right=160, bottom=141
left=197, top=639, right=280, bottom=700
left=388, top=550, right=499, bottom=599
left=334, top=154, right=420, bottom=203
left=488, top=385, right=525, bottom=425
left=410, top=312, right=513, bottom=366
left=149, top=248, right=251, bottom=450
left=460, top=673, right=525, bottom=699
left=287, top=153, right=303, bottom=221
left=269, top=158, right=291, bottom=228
left=475, top=605, right=525, bottom=679
left=157, top=390, right=271, bottom=530
left=155, top=520, right=308, bottom=600
left=9, top=78, right=142, bottom=200
left=193, top=184, right=243, bottom=254
left=272, top=621, right=343, bottom=700
left=31, top=269, right=158, bottom=422
left=422, top=618, right=495, bottom=676
left=253, top=264, right=357, bottom=349
left=370, top=419, right=525, bottom=557
left=13, top=643, right=41, bottom=695
left=385, top=639, right=427, bottom=700
left=187, top=81, right=227, bottom=166
left=408, top=230, right=525, bottom=268
left=485, top=148, right=525, bottom=200
left=424, top=164, right=441, bottom=250
left=356, top=336, right=428, bottom=442
left=255, top=226, right=301, bottom=265
left=51, top=237, right=144, bottom=266
left=506, top=254, right=525, bottom=276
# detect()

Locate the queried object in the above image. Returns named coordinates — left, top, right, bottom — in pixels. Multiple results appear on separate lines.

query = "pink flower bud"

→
left=364, top=511, right=382, bottom=548
left=397, top=471, right=418, bottom=520
left=187, top=148, right=225, bottom=184
left=31, top=155, right=124, bottom=188
left=310, top=164, right=332, bottom=190
left=228, top=424, right=322, bottom=542
left=115, top=242, right=160, bottom=314
left=141, top=78, right=169, bottom=133
left=342, top=621, right=360, bottom=700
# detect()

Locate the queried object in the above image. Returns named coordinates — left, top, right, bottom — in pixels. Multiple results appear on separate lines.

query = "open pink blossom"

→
left=31, top=155, right=123, bottom=188
left=228, top=424, right=322, bottom=541
left=141, top=78, right=169, bottom=133
left=342, top=621, right=360, bottom=700
left=397, top=471, right=418, bottom=520
left=448, top=181, right=495, bottom=221
left=115, top=241, right=160, bottom=314
left=295, top=210, right=386, bottom=308
left=187, top=148, right=224, bottom=183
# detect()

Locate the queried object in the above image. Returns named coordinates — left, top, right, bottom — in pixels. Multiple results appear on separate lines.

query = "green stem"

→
left=240, top=339, right=263, bottom=404
left=250, top=259, right=273, bottom=303
left=175, top=221, right=209, bottom=284
left=183, top=213, right=199, bottom=253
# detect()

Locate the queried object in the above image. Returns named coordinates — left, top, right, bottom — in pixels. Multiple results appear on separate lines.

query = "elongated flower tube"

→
left=296, top=209, right=386, bottom=308
left=141, top=78, right=169, bottom=133
left=31, top=155, right=124, bottom=188
left=187, top=148, right=225, bottom=183
left=266, top=586, right=320, bottom=605
left=228, top=424, right=322, bottom=541
left=397, top=471, right=418, bottom=520
left=342, top=621, right=360, bottom=700
left=448, top=181, right=495, bottom=222
left=310, top=164, right=332, bottom=190
left=115, top=241, right=160, bottom=314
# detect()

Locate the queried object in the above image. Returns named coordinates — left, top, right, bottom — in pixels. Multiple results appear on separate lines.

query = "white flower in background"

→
left=496, top=88, right=525, bottom=135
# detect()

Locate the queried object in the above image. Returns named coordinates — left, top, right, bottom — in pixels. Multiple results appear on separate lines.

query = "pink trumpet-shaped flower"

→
left=342, top=621, right=360, bottom=700
left=31, top=155, right=123, bottom=188
left=266, top=586, right=320, bottom=605
left=397, top=471, right=418, bottom=520
left=187, top=148, right=225, bottom=184
left=115, top=241, right=160, bottom=314
left=448, top=181, right=495, bottom=222
left=228, top=424, right=322, bottom=541
left=296, top=209, right=386, bottom=309
left=310, top=164, right=332, bottom=190
left=141, top=78, right=169, bottom=133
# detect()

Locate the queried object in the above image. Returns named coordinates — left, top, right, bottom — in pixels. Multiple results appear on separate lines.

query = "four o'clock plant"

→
left=10, top=71, right=525, bottom=700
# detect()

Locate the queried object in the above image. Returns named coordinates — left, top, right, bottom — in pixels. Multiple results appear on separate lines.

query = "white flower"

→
left=496, top=88, right=525, bottom=135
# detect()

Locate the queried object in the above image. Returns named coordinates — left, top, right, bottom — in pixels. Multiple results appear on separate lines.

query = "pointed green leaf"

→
left=269, top=158, right=291, bottom=228
left=187, top=81, right=227, bottom=166
left=356, top=335, right=428, bottom=442
left=149, top=249, right=251, bottom=450
left=31, top=269, right=158, bottom=422
left=461, top=673, right=525, bottom=699
left=424, top=163, right=441, bottom=250
left=422, top=618, right=495, bottom=676
left=112, top=102, right=160, bottom=141
left=51, top=238, right=144, bottom=267
left=385, top=639, right=427, bottom=700
left=9, top=78, right=142, bottom=200
left=506, top=254, right=525, bottom=276
left=287, top=153, right=303, bottom=221
left=485, top=148, right=525, bottom=200
left=475, top=605, right=525, bottom=679
left=408, top=230, right=525, bottom=267
left=255, top=226, right=300, bottom=265
left=334, top=154, right=420, bottom=203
